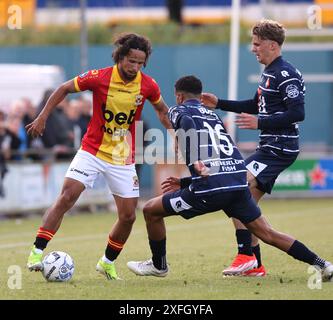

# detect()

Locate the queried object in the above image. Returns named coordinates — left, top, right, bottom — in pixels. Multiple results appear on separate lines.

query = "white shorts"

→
left=65, top=150, right=139, bottom=198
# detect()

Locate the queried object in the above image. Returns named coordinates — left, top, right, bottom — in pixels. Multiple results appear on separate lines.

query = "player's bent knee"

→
left=143, top=204, right=159, bottom=224
left=143, top=200, right=154, bottom=216
left=59, top=190, right=79, bottom=207
left=119, top=211, right=136, bottom=225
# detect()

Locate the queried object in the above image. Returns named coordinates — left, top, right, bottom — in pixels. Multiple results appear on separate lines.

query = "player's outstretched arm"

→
left=152, top=98, right=172, bottom=130
left=257, top=103, right=305, bottom=129
left=25, top=80, right=77, bottom=138
left=235, top=113, right=259, bottom=130
left=201, top=92, right=218, bottom=108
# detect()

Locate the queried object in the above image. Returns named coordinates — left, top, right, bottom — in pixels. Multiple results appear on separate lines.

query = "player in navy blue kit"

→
left=202, top=19, right=305, bottom=276
left=127, top=75, right=333, bottom=282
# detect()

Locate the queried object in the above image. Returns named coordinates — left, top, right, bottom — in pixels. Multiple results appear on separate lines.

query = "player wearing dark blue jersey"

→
left=126, top=75, right=333, bottom=282
left=167, top=100, right=248, bottom=197
left=201, top=19, right=305, bottom=277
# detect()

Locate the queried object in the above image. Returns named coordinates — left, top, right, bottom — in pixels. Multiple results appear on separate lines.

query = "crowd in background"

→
left=0, top=91, right=92, bottom=162
left=0, top=88, right=155, bottom=199
left=0, top=91, right=92, bottom=197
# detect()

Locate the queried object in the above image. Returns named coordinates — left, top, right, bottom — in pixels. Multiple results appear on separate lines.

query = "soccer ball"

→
left=42, top=251, right=74, bottom=282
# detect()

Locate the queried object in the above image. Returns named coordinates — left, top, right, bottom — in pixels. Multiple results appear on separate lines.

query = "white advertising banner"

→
left=0, top=162, right=113, bottom=215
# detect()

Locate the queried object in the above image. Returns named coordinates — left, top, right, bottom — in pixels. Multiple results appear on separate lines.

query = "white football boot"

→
left=127, top=259, right=168, bottom=277
left=322, top=263, right=333, bottom=282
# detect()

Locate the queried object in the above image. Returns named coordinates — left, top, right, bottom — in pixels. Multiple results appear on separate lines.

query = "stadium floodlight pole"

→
left=227, top=0, right=241, bottom=142
left=80, top=0, right=88, bottom=73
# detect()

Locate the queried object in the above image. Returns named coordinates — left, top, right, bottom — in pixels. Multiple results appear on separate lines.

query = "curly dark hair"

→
left=112, top=33, right=152, bottom=67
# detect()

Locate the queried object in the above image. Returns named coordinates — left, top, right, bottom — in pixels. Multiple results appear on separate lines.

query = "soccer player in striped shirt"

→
left=202, top=19, right=305, bottom=277
left=26, top=33, right=171, bottom=280
left=126, top=75, right=332, bottom=283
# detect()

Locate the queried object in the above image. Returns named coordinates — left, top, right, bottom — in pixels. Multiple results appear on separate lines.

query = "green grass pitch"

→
left=0, top=198, right=332, bottom=300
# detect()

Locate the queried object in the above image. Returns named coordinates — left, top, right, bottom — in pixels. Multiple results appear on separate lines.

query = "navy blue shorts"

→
left=162, top=187, right=261, bottom=224
left=245, top=148, right=298, bottom=194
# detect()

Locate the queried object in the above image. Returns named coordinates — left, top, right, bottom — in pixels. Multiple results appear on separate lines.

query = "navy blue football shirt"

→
left=255, top=56, right=305, bottom=153
left=168, top=99, right=248, bottom=195
left=217, top=56, right=305, bottom=154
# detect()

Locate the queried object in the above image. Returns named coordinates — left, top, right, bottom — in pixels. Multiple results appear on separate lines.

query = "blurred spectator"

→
left=8, top=99, right=28, bottom=159
left=166, top=0, right=183, bottom=24
left=76, top=96, right=92, bottom=139
left=0, top=111, right=8, bottom=197
left=63, top=99, right=82, bottom=150
left=22, top=97, right=37, bottom=128
left=21, top=97, right=43, bottom=160
left=63, top=96, right=92, bottom=149
left=5, top=115, right=22, bottom=160
left=0, top=110, right=21, bottom=196
left=37, top=89, right=74, bottom=160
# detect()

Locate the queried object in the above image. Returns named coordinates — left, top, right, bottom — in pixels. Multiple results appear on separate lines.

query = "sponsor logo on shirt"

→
left=79, top=71, right=89, bottom=78
left=170, top=196, right=192, bottom=212
left=69, top=167, right=89, bottom=177
left=100, top=104, right=137, bottom=136
left=246, top=161, right=267, bottom=177
left=281, top=70, right=290, bottom=77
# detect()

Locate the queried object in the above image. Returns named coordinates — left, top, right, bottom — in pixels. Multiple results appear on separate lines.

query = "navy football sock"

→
left=287, top=240, right=327, bottom=269
left=236, top=229, right=253, bottom=256
left=149, top=238, right=167, bottom=270
left=252, top=244, right=262, bottom=268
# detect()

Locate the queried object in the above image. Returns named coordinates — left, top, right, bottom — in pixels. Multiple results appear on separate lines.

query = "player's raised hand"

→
left=201, top=92, right=218, bottom=109
left=235, top=113, right=258, bottom=130
left=161, top=176, right=181, bottom=194
left=25, top=116, right=46, bottom=138
left=193, top=160, right=210, bottom=177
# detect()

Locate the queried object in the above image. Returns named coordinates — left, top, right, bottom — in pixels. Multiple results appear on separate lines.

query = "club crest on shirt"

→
left=135, top=95, right=143, bottom=106
left=286, top=84, right=299, bottom=98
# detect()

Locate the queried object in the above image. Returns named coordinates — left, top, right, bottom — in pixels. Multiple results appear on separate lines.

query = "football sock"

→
left=287, top=240, right=327, bottom=270
left=105, top=237, right=124, bottom=261
left=252, top=244, right=262, bottom=268
left=313, top=257, right=327, bottom=270
left=102, top=255, right=113, bottom=264
left=34, top=227, right=55, bottom=250
left=149, top=238, right=167, bottom=270
left=236, top=229, right=253, bottom=256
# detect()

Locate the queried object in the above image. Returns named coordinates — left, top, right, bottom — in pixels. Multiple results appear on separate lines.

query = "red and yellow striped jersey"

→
left=73, top=65, right=161, bottom=165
